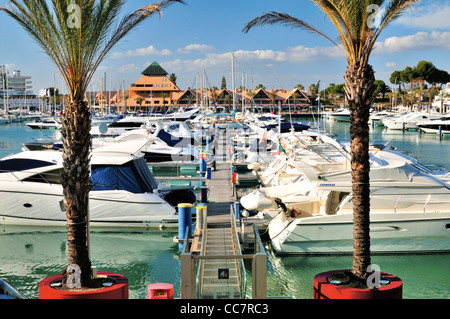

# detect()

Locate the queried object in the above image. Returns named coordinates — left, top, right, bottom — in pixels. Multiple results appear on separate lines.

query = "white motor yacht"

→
left=266, top=149, right=450, bottom=255
left=369, top=111, right=397, bottom=126
left=0, top=140, right=196, bottom=229
left=91, top=108, right=200, bottom=137
left=330, top=109, right=351, bottom=122
left=417, top=117, right=450, bottom=134
left=93, top=123, right=199, bottom=162
left=381, top=112, right=443, bottom=130
left=25, top=117, right=61, bottom=130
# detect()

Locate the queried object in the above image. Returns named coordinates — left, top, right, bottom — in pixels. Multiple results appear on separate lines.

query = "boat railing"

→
left=194, top=205, right=247, bottom=299
left=195, top=207, right=208, bottom=297
left=181, top=206, right=267, bottom=299
left=231, top=203, right=248, bottom=298
left=304, top=142, right=350, bottom=164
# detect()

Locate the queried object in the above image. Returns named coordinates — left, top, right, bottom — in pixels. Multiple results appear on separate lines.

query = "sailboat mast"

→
left=122, top=80, right=125, bottom=114
left=53, top=71, right=55, bottom=114
left=231, top=53, right=235, bottom=112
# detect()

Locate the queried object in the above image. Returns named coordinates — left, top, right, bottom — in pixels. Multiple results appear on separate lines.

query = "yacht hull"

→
left=269, top=212, right=450, bottom=255
left=0, top=183, right=178, bottom=229
left=330, top=115, right=350, bottom=122
left=418, top=124, right=450, bottom=134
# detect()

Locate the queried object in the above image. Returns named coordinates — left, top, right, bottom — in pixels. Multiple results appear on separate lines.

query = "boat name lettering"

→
left=319, top=183, right=335, bottom=187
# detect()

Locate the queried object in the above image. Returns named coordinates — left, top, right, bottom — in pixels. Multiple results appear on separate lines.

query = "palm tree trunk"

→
left=60, top=99, right=93, bottom=288
left=344, top=63, right=376, bottom=281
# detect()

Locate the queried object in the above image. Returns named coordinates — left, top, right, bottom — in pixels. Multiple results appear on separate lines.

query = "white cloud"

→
left=174, top=46, right=340, bottom=68
left=118, top=64, right=139, bottom=73
left=111, top=45, right=172, bottom=59
left=177, top=44, right=214, bottom=54
left=162, top=45, right=343, bottom=75
left=374, top=31, right=450, bottom=54
left=396, top=4, right=450, bottom=30
left=385, top=62, right=397, bottom=68
left=276, top=46, right=342, bottom=63
left=228, top=46, right=342, bottom=64
left=97, top=65, right=114, bottom=72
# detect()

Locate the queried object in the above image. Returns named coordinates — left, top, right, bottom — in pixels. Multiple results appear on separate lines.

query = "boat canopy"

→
left=90, top=156, right=158, bottom=193
left=156, top=129, right=189, bottom=148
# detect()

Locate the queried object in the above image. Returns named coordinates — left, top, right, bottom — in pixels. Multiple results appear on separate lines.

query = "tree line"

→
left=390, top=60, right=450, bottom=92
left=233, top=60, right=449, bottom=107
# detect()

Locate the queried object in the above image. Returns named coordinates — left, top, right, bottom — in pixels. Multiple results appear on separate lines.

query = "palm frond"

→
left=243, top=0, right=420, bottom=66
left=243, top=11, right=347, bottom=60
left=0, top=0, right=184, bottom=100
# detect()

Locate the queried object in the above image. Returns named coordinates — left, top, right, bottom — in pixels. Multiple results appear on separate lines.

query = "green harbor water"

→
left=0, top=118, right=449, bottom=299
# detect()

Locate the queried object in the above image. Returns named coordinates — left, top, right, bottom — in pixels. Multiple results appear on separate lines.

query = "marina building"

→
left=432, top=82, right=450, bottom=112
left=1, top=66, right=38, bottom=110
left=1, top=68, right=33, bottom=95
left=107, top=62, right=310, bottom=113
left=109, top=61, right=180, bottom=112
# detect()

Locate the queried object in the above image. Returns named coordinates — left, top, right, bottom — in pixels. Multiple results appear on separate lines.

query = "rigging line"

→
left=234, top=63, right=260, bottom=114
left=186, top=75, right=197, bottom=106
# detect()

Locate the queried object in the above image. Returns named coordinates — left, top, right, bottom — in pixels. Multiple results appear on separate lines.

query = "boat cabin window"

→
left=0, top=158, right=57, bottom=172
left=23, top=168, right=63, bottom=184
left=411, top=163, right=433, bottom=174
left=325, top=191, right=350, bottom=215
left=108, top=121, right=143, bottom=128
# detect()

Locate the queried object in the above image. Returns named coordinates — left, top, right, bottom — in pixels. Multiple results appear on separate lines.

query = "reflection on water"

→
left=1, top=225, right=448, bottom=299
left=0, top=141, right=11, bottom=150
left=266, top=248, right=450, bottom=299
left=0, top=226, right=180, bottom=299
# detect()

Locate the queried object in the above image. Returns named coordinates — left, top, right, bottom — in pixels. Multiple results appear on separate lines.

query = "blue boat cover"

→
left=156, top=129, right=189, bottom=148
left=90, top=157, right=158, bottom=193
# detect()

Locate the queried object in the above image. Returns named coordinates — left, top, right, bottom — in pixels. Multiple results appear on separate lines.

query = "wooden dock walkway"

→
left=199, top=161, right=242, bottom=298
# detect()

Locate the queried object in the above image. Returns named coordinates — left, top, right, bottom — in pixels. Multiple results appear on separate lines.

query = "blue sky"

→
left=1, top=0, right=449, bottom=95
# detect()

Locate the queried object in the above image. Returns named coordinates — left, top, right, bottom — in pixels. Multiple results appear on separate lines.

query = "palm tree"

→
left=308, top=82, right=320, bottom=105
left=1, top=0, right=183, bottom=289
left=136, top=96, right=145, bottom=111
left=269, top=92, right=277, bottom=106
left=244, top=0, right=419, bottom=284
left=388, top=91, right=400, bottom=109
left=438, top=90, right=450, bottom=113
left=161, top=92, right=168, bottom=111
left=295, top=83, right=305, bottom=90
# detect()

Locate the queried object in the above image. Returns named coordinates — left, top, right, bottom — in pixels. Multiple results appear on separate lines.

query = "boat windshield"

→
left=410, top=162, right=433, bottom=174
left=0, top=158, right=57, bottom=172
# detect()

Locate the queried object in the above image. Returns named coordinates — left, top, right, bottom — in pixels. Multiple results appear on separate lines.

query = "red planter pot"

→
left=314, top=269, right=402, bottom=299
left=39, top=271, right=128, bottom=299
